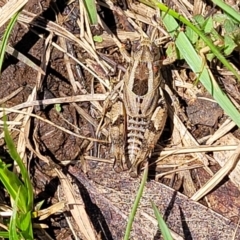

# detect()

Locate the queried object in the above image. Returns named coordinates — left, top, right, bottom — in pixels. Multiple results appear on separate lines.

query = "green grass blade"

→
left=139, top=1, right=240, bottom=128
left=151, top=201, right=173, bottom=240
left=0, top=11, right=20, bottom=74
left=2, top=116, right=34, bottom=238
left=83, top=0, right=98, bottom=25
left=9, top=191, right=33, bottom=239
left=160, top=13, right=240, bottom=128
left=124, top=165, right=148, bottom=240
left=0, top=159, right=27, bottom=212
left=142, top=0, right=240, bottom=82
left=18, top=211, right=33, bottom=239
left=9, top=187, right=20, bottom=240
left=211, top=0, right=240, bottom=23
left=0, top=232, right=9, bottom=238
left=4, top=116, right=34, bottom=210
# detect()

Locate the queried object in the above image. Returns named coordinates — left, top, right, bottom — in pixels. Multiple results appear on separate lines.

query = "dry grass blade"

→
left=71, top=102, right=108, bottom=137
left=206, top=119, right=236, bottom=145
left=56, top=9, right=78, bottom=92
left=156, top=164, right=204, bottom=179
left=52, top=42, right=109, bottom=89
left=59, top=36, right=78, bottom=93
left=0, top=0, right=27, bottom=28
left=37, top=202, right=65, bottom=221
left=0, top=86, right=24, bottom=105
left=0, top=108, right=106, bottom=143
left=0, top=94, right=106, bottom=117
left=156, top=144, right=238, bottom=156
left=55, top=168, right=98, bottom=240
left=213, top=134, right=240, bottom=190
left=4, top=45, right=44, bottom=74
left=16, top=89, right=36, bottom=161
left=18, top=10, right=108, bottom=76
left=96, top=31, right=139, bottom=48
left=0, top=120, right=22, bottom=126
left=191, top=143, right=240, bottom=201
left=0, top=113, right=26, bottom=139
left=84, top=155, right=113, bottom=163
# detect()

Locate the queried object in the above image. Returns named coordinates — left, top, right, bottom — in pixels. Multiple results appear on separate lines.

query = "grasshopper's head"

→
left=132, top=38, right=160, bottom=63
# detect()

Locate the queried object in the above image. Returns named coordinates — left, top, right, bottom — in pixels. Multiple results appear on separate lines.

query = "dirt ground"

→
left=1, top=0, right=240, bottom=239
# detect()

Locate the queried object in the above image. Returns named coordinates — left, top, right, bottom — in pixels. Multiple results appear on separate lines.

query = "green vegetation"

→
left=152, top=201, right=173, bottom=240
left=84, top=0, right=98, bottom=25
left=124, top=166, right=173, bottom=239
left=0, top=116, right=34, bottom=239
left=124, top=165, right=149, bottom=240
left=0, top=12, right=20, bottom=73
left=141, top=0, right=240, bottom=128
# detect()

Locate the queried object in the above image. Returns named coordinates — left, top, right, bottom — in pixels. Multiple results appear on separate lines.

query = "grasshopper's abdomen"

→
left=127, top=117, right=147, bottom=164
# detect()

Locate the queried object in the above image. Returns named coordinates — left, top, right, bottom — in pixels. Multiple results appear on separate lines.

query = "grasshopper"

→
left=107, top=38, right=168, bottom=177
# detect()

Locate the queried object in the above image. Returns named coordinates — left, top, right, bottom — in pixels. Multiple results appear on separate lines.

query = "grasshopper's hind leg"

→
left=109, top=100, right=127, bottom=172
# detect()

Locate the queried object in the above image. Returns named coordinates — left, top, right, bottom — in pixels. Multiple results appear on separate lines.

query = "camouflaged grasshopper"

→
left=107, top=38, right=167, bottom=177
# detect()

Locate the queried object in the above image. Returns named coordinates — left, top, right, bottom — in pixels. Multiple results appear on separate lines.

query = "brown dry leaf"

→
left=69, top=163, right=240, bottom=239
